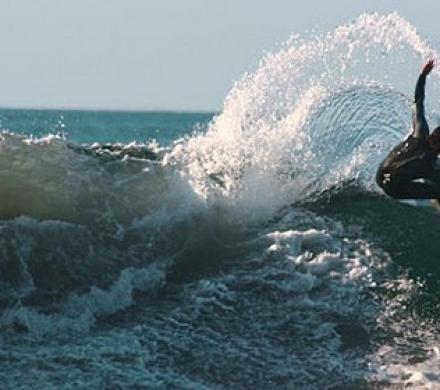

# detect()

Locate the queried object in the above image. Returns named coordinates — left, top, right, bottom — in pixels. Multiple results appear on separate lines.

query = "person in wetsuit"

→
left=376, top=60, right=440, bottom=199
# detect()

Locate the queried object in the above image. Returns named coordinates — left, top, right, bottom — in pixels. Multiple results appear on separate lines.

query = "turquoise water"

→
left=0, top=108, right=214, bottom=145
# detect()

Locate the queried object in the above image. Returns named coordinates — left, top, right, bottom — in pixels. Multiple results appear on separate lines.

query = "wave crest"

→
left=167, top=12, right=439, bottom=220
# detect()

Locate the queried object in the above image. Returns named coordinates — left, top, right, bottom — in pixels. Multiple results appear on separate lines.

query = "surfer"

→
left=376, top=60, right=440, bottom=199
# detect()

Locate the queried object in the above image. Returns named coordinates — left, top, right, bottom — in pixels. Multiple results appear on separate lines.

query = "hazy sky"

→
left=1, top=0, right=440, bottom=111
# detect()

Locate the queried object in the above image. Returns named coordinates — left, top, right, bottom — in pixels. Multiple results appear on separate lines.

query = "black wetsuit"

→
left=376, top=72, right=439, bottom=199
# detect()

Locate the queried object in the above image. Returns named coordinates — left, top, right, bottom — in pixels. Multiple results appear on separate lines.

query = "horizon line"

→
left=0, top=105, right=218, bottom=115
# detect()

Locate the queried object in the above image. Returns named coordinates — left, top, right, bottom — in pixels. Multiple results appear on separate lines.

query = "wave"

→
left=0, top=133, right=208, bottom=327
left=3, top=12, right=440, bottom=387
left=0, top=13, right=436, bottom=230
left=310, top=182, right=440, bottom=306
left=0, top=11, right=438, bottom=322
left=166, top=12, right=440, bottom=222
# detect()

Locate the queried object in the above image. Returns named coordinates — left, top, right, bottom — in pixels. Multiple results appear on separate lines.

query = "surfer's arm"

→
left=412, top=60, right=434, bottom=139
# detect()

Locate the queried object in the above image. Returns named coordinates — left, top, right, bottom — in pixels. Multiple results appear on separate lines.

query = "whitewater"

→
left=1, top=12, right=440, bottom=388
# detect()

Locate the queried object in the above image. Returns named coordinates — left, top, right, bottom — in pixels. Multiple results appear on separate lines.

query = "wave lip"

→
left=164, top=12, right=439, bottom=222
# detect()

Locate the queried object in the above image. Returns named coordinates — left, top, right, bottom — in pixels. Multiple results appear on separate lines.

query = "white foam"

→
left=1, top=264, right=165, bottom=338
left=165, top=12, right=440, bottom=222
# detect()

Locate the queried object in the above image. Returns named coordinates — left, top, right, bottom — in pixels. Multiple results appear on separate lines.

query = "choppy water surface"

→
left=2, top=12, right=440, bottom=389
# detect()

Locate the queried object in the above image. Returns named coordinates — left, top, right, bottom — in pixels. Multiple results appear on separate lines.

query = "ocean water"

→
left=0, top=109, right=213, bottom=146
left=2, top=12, right=440, bottom=389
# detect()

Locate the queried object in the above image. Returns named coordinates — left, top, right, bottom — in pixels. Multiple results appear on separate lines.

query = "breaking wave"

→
left=2, top=12, right=440, bottom=388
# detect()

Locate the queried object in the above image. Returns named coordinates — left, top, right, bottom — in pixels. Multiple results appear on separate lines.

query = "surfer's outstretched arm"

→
left=412, top=60, right=434, bottom=139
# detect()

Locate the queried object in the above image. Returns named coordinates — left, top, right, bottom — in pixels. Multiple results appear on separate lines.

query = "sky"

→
left=1, top=0, right=440, bottom=111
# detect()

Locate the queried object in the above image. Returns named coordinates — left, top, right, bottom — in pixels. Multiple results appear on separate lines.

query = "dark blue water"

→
left=0, top=105, right=435, bottom=389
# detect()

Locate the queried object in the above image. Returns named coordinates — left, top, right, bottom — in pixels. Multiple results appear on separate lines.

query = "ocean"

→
left=2, top=12, right=440, bottom=389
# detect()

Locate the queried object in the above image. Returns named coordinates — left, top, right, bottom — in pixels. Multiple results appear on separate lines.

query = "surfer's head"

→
left=427, top=127, right=440, bottom=154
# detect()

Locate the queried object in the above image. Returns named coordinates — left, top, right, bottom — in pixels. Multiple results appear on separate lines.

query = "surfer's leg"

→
left=390, top=180, right=440, bottom=199
left=376, top=166, right=440, bottom=199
